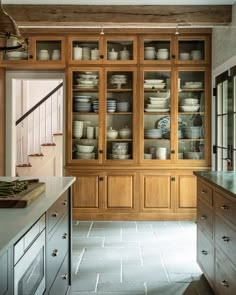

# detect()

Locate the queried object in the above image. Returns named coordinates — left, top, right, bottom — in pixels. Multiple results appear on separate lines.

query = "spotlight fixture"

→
left=0, top=0, right=27, bottom=51
left=100, top=26, right=105, bottom=35
left=175, top=24, right=180, bottom=35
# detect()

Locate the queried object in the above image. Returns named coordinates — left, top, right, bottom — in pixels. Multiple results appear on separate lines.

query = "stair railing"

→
left=16, top=82, right=63, bottom=165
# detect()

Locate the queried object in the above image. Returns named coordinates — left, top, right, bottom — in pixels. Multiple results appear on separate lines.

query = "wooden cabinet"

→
left=69, top=169, right=139, bottom=219
left=0, top=36, right=65, bottom=68
left=196, top=174, right=236, bottom=295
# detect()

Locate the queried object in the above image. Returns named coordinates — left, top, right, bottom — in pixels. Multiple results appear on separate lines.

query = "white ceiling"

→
left=3, top=0, right=236, bottom=4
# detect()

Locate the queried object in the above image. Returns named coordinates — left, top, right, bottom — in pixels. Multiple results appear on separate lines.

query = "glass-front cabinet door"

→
left=177, top=36, right=210, bottom=64
left=141, top=68, right=172, bottom=161
left=140, top=35, right=172, bottom=64
left=177, top=69, right=208, bottom=162
left=67, top=68, right=102, bottom=163
left=105, top=68, right=137, bottom=162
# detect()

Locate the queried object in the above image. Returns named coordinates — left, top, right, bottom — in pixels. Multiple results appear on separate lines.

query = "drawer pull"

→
left=62, top=200, right=68, bottom=206
left=201, top=250, right=208, bottom=255
left=61, top=273, right=68, bottom=280
left=221, top=205, right=229, bottom=210
left=201, top=215, right=207, bottom=220
left=52, top=249, right=59, bottom=257
left=52, top=212, right=58, bottom=217
left=201, top=189, right=207, bottom=194
left=221, top=280, right=229, bottom=287
left=62, top=233, right=68, bottom=239
left=222, top=236, right=230, bottom=242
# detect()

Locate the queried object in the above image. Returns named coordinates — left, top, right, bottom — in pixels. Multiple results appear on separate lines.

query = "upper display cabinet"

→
left=68, top=36, right=137, bottom=64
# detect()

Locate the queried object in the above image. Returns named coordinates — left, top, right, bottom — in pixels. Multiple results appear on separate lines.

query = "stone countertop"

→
left=0, top=176, right=75, bottom=257
left=194, top=171, right=236, bottom=197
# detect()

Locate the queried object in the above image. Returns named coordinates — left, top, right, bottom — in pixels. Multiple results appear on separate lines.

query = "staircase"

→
left=15, top=82, right=63, bottom=177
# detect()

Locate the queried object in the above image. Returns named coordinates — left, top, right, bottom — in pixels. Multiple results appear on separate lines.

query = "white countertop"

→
left=0, top=176, right=75, bottom=256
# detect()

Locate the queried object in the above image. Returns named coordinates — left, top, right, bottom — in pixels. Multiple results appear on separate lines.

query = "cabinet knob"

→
left=62, top=200, right=68, bottom=206
left=62, top=233, right=68, bottom=239
left=61, top=273, right=68, bottom=280
left=99, top=177, right=104, bottom=181
left=200, top=215, right=207, bottom=220
left=29, top=55, right=33, bottom=59
left=221, top=205, right=229, bottom=210
left=201, top=250, right=208, bottom=255
left=52, top=212, right=58, bottom=217
left=100, top=54, right=104, bottom=59
left=222, top=236, right=230, bottom=242
left=201, top=189, right=207, bottom=194
left=171, top=177, right=175, bottom=181
left=171, top=54, right=175, bottom=59
left=99, top=150, right=103, bottom=154
left=170, top=150, right=175, bottom=154
left=52, top=249, right=59, bottom=257
left=221, top=280, right=229, bottom=287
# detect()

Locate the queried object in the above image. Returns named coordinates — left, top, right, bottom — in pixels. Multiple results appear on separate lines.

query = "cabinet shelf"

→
left=181, top=88, right=204, bottom=92
left=144, top=112, right=170, bottom=115
left=107, top=138, right=132, bottom=142
left=73, top=112, right=98, bottom=115
left=179, top=138, right=204, bottom=141
left=107, top=88, right=133, bottom=92
left=178, top=112, right=204, bottom=115
left=107, top=112, right=132, bottom=115
left=73, top=88, right=98, bottom=92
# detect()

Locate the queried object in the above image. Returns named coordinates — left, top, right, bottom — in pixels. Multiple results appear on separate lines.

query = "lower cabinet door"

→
left=0, top=250, right=8, bottom=295
left=140, top=172, right=173, bottom=212
left=197, top=228, right=214, bottom=287
left=49, top=254, right=69, bottom=295
left=215, top=249, right=236, bottom=295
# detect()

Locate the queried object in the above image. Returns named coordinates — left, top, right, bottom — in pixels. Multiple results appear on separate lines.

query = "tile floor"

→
left=71, top=221, right=214, bottom=295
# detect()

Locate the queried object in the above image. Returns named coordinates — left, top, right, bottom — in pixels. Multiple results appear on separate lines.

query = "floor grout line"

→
left=74, top=247, right=86, bottom=275
left=160, top=252, right=170, bottom=283
left=86, top=221, right=93, bottom=238
left=94, top=273, right=100, bottom=292
left=120, top=258, right=123, bottom=283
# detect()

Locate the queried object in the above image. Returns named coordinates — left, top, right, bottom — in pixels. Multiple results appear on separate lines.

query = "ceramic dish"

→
left=145, top=108, right=169, bottom=112
left=156, top=116, right=187, bottom=135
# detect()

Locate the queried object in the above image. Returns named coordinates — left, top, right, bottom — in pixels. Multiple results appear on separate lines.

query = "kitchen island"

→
left=194, top=171, right=236, bottom=295
left=0, top=176, right=75, bottom=295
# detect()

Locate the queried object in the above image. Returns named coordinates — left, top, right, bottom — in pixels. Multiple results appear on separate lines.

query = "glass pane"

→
left=144, top=40, right=170, bottom=61
left=178, top=40, right=205, bottom=61
left=72, top=40, right=99, bottom=60
left=36, top=41, right=61, bottom=61
left=178, top=71, right=204, bottom=160
left=143, top=70, right=171, bottom=160
left=107, top=40, right=133, bottom=61
left=72, top=70, right=99, bottom=160
left=106, top=71, right=133, bottom=160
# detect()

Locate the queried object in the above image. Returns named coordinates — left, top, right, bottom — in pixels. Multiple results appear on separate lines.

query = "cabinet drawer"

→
left=215, top=249, right=236, bottom=295
left=0, top=251, right=8, bottom=295
left=197, top=228, right=214, bottom=286
left=215, top=215, right=236, bottom=267
left=47, top=192, right=68, bottom=233
left=197, top=181, right=213, bottom=208
left=49, top=254, right=69, bottom=295
left=47, top=214, right=69, bottom=289
left=215, top=191, right=236, bottom=227
left=197, top=200, right=213, bottom=238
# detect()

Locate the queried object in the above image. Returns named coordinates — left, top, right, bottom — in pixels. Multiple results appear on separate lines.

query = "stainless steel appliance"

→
left=14, top=214, right=46, bottom=295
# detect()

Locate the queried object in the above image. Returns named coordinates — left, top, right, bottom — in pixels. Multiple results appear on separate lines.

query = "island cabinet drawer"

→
left=47, top=191, right=68, bottom=234
left=46, top=214, right=69, bottom=290
left=197, top=228, right=214, bottom=286
left=215, top=215, right=236, bottom=266
left=215, top=249, right=236, bottom=295
left=49, top=254, right=69, bottom=295
left=214, top=191, right=236, bottom=227
left=197, top=200, right=213, bottom=238
left=197, top=181, right=213, bottom=208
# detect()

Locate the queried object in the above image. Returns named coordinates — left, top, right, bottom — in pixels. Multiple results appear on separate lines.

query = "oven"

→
left=14, top=214, right=46, bottom=295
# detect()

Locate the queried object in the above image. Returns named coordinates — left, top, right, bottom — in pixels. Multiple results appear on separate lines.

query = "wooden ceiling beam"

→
left=1, top=5, right=232, bottom=28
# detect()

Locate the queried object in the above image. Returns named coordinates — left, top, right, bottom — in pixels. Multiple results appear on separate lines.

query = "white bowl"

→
left=182, top=98, right=199, bottom=105
left=179, top=105, right=200, bottom=112
left=76, top=144, right=94, bottom=153
left=76, top=152, right=95, bottom=159
left=179, top=52, right=190, bottom=60
left=6, top=51, right=27, bottom=60
left=183, top=152, right=203, bottom=159
left=144, top=153, right=152, bottom=159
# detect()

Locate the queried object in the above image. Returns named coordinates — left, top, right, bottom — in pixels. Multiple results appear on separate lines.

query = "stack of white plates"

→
left=73, top=121, right=83, bottom=139
left=107, top=99, right=116, bottom=112
left=145, top=96, right=169, bottom=112
left=74, top=101, right=91, bottom=112
left=182, top=81, right=203, bottom=89
left=144, top=79, right=166, bottom=89
left=109, top=142, right=130, bottom=160
left=92, top=100, right=99, bottom=112
left=110, top=74, right=128, bottom=88
left=73, top=95, right=91, bottom=103
left=179, top=97, right=200, bottom=112
left=75, top=71, right=98, bottom=89
left=144, top=128, right=162, bottom=139
left=117, top=101, right=130, bottom=112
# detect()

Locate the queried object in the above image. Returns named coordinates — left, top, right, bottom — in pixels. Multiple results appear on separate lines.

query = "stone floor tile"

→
left=122, top=231, right=157, bottom=242
left=92, top=221, right=136, bottom=229
left=136, top=221, right=153, bottom=232
left=98, top=272, right=121, bottom=283
left=72, top=273, right=98, bottom=292
left=73, top=237, right=104, bottom=249
left=168, top=273, right=193, bottom=283
left=78, top=259, right=121, bottom=274
left=146, top=282, right=191, bottom=295
left=97, top=282, right=146, bottom=293
left=89, top=227, right=121, bottom=237
left=82, top=247, right=141, bottom=260
left=104, top=240, right=139, bottom=248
